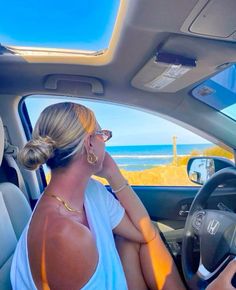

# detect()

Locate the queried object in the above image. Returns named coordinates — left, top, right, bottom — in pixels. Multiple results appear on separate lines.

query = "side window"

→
left=24, top=95, right=233, bottom=186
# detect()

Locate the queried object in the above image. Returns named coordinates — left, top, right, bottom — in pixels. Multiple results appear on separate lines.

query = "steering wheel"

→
left=182, top=167, right=236, bottom=290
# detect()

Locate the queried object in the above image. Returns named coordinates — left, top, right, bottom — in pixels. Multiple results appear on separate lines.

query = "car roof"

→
left=0, top=0, right=236, bottom=150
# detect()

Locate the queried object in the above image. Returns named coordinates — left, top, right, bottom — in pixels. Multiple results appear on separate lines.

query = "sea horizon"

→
left=106, top=143, right=213, bottom=171
left=106, top=143, right=212, bottom=147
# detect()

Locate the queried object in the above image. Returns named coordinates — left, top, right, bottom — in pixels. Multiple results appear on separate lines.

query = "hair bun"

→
left=32, top=136, right=56, bottom=147
left=18, top=136, right=56, bottom=170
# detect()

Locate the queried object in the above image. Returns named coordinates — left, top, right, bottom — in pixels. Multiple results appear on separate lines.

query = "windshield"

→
left=192, top=64, right=236, bottom=121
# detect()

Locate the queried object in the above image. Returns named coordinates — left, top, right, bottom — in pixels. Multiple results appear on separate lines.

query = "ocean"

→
left=106, top=144, right=212, bottom=171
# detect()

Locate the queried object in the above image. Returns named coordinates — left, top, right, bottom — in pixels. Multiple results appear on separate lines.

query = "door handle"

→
left=179, top=210, right=189, bottom=217
left=179, top=203, right=190, bottom=217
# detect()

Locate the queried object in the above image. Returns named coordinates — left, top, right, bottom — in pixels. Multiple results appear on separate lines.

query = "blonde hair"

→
left=19, top=102, right=96, bottom=170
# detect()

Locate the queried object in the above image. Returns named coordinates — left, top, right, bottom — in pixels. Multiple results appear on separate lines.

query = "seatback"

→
left=1, top=127, right=28, bottom=201
left=0, top=117, right=32, bottom=290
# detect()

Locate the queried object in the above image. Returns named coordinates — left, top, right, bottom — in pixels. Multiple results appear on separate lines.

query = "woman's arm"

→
left=206, top=260, right=236, bottom=290
left=97, top=152, right=186, bottom=290
left=99, top=152, right=156, bottom=242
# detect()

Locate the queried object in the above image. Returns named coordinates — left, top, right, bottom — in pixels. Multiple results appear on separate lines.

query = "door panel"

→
left=133, top=186, right=199, bottom=228
left=133, top=185, right=236, bottom=237
left=132, top=185, right=236, bottom=262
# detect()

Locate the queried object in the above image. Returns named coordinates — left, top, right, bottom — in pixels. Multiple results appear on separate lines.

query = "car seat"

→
left=0, top=117, right=32, bottom=290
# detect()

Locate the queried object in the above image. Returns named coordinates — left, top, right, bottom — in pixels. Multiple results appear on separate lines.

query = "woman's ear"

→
left=83, top=134, right=94, bottom=153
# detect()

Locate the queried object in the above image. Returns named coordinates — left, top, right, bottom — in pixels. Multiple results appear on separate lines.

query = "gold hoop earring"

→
left=87, top=152, right=98, bottom=164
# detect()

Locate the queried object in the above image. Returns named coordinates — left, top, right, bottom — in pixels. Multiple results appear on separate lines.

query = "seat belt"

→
left=4, top=138, right=29, bottom=202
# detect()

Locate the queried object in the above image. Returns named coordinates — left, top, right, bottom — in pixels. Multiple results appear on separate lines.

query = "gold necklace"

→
left=46, top=193, right=82, bottom=214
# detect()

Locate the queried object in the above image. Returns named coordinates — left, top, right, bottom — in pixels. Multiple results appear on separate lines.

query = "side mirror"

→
left=187, top=157, right=234, bottom=185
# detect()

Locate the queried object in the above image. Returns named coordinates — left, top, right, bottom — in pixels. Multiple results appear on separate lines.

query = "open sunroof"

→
left=0, top=0, right=120, bottom=51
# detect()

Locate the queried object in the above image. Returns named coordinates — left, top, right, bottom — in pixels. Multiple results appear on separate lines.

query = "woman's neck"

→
left=45, top=160, right=92, bottom=211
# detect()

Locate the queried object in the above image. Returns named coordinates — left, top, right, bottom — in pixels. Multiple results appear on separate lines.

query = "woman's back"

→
left=11, top=179, right=128, bottom=290
left=28, top=195, right=99, bottom=290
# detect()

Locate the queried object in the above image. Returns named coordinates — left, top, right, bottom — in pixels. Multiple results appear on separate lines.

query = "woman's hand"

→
left=95, top=152, right=121, bottom=181
left=206, top=260, right=236, bottom=290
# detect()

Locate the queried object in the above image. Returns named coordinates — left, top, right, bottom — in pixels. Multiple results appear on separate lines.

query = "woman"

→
left=206, top=260, right=236, bottom=290
left=11, top=101, right=231, bottom=290
left=10, top=102, right=185, bottom=290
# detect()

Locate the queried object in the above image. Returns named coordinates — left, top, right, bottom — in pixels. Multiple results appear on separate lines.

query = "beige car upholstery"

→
left=0, top=118, right=4, bottom=166
left=0, top=117, right=32, bottom=290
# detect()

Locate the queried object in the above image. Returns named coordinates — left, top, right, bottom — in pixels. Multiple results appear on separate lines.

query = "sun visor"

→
left=131, top=52, right=196, bottom=93
left=181, top=0, right=236, bottom=41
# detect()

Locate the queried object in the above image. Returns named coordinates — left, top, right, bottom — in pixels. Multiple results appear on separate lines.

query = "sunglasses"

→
left=95, top=129, right=112, bottom=142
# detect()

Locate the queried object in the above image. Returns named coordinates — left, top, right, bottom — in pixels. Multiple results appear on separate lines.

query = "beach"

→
left=96, top=144, right=211, bottom=186
left=95, top=164, right=194, bottom=186
left=46, top=144, right=233, bottom=186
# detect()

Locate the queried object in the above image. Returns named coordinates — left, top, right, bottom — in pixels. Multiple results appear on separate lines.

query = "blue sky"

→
left=1, top=0, right=211, bottom=146
left=0, top=0, right=120, bottom=50
left=26, top=97, right=210, bottom=146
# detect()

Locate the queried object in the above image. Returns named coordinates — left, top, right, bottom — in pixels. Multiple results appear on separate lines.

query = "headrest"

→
left=0, top=117, right=4, bottom=166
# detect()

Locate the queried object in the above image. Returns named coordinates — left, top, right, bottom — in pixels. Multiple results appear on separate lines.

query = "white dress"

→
left=11, top=178, right=128, bottom=290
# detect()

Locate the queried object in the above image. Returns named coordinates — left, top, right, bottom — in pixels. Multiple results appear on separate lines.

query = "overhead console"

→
left=181, top=0, right=236, bottom=41
left=131, top=0, right=236, bottom=93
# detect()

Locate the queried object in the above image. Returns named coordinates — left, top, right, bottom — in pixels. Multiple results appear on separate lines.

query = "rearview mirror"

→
left=187, top=157, right=234, bottom=185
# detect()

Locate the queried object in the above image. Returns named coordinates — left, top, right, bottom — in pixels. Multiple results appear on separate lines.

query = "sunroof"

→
left=192, top=64, right=236, bottom=121
left=0, top=0, right=120, bottom=51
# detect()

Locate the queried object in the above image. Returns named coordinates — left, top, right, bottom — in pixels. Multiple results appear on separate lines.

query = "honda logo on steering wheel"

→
left=207, top=219, right=220, bottom=235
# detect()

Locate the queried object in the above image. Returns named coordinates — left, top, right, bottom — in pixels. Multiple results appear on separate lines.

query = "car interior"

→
left=0, top=0, right=236, bottom=289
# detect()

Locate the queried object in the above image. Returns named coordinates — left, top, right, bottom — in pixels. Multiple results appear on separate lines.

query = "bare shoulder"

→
left=42, top=215, right=98, bottom=290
